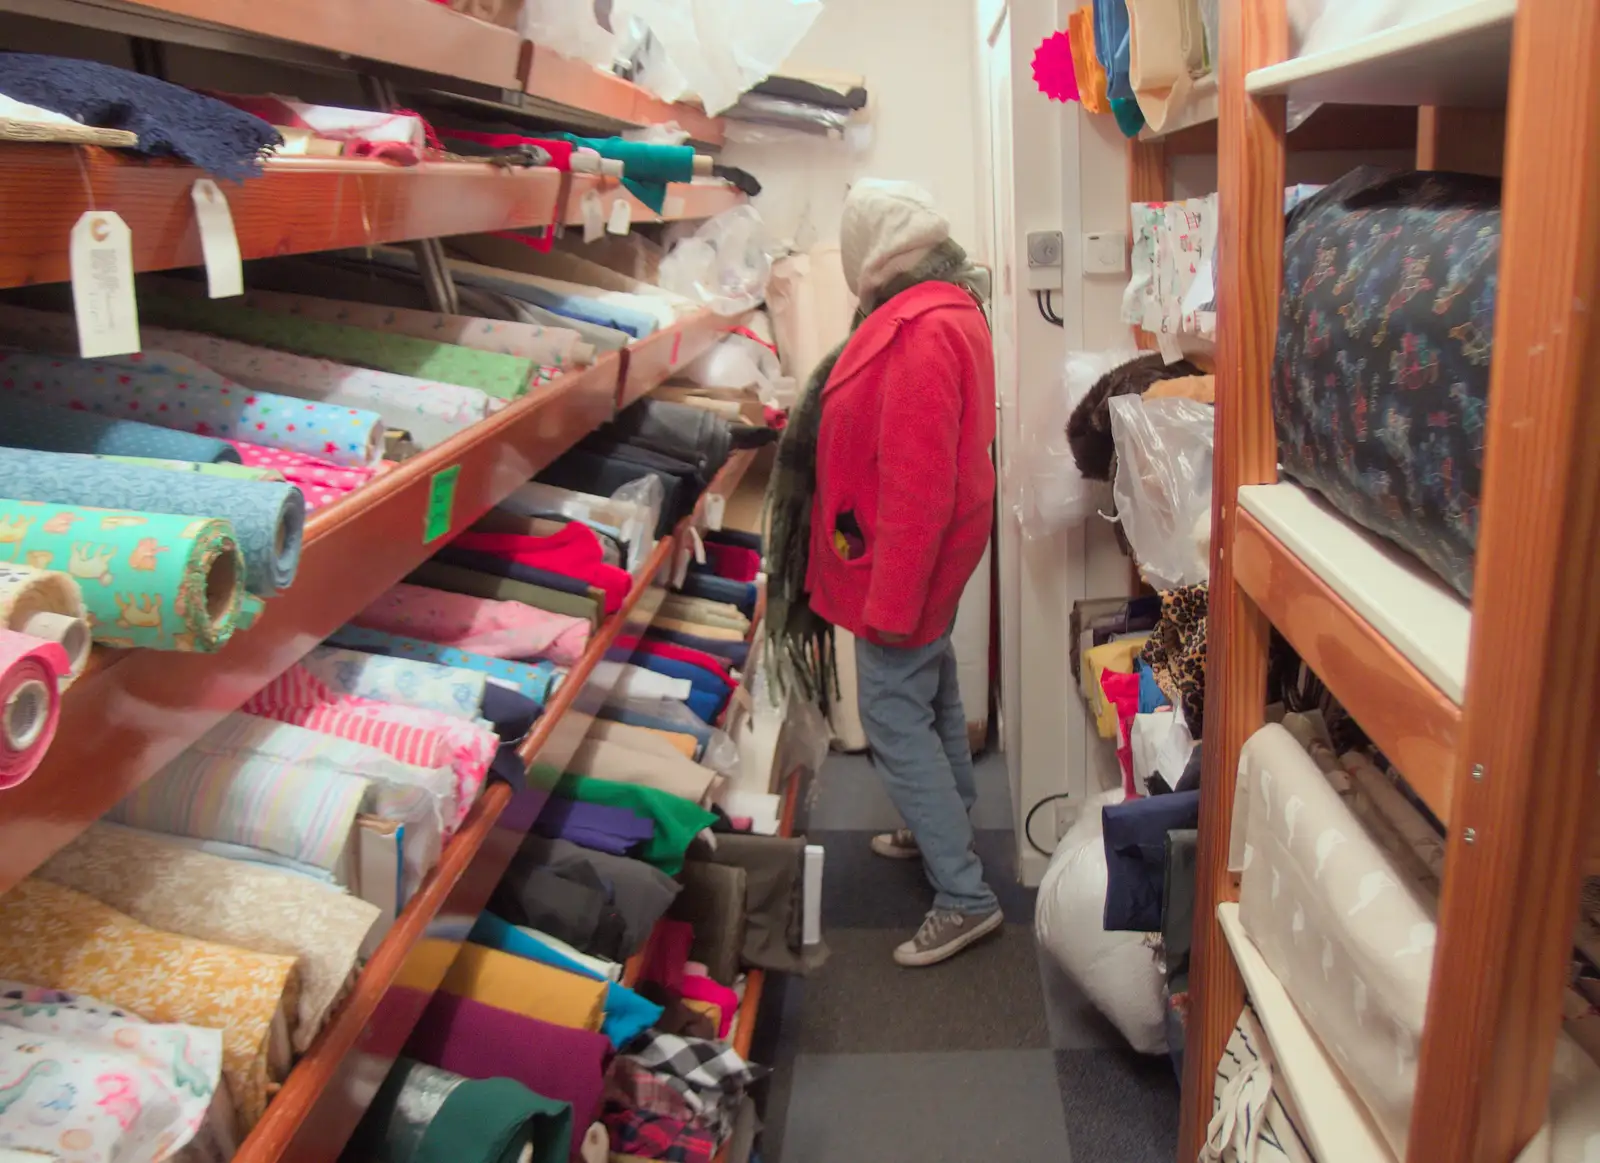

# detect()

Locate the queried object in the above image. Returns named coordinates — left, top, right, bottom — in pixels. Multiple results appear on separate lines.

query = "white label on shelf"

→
left=672, top=541, right=693, bottom=588
left=663, top=194, right=686, bottom=219
left=69, top=211, right=140, bottom=358
left=581, top=191, right=605, bottom=243
left=607, top=196, right=632, bottom=236
left=190, top=180, right=244, bottom=298
left=703, top=493, right=725, bottom=532
left=1157, top=330, right=1183, bottom=365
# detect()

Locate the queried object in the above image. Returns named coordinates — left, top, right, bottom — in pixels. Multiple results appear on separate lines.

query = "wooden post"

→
left=1408, top=2, right=1600, bottom=1159
left=1174, top=0, right=1286, bottom=1157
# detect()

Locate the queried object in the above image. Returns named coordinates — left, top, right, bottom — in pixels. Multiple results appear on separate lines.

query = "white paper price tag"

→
left=663, top=194, right=686, bottom=219
left=581, top=191, right=605, bottom=243
left=190, top=179, right=243, bottom=298
left=703, top=493, right=726, bottom=532
left=606, top=196, right=632, bottom=236
left=1156, top=330, right=1183, bottom=365
left=69, top=211, right=140, bottom=358
left=671, top=541, right=693, bottom=588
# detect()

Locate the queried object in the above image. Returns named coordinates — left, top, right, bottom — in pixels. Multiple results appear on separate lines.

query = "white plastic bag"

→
left=659, top=205, right=773, bottom=316
left=519, top=0, right=615, bottom=68
left=1035, top=790, right=1168, bottom=1055
left=1109, top=395, right=1214, bottom=588
left=1015, top=349, right=1144, bottom=541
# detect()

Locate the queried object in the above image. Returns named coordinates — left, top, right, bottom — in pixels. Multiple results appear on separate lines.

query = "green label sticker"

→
left=423, top=464, right=460, bottom=543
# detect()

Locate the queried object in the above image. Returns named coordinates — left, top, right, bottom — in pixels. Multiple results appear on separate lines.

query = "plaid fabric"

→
left=603, top=1105, right=716, bottom=1163
left=619, top=1032, right=766, bottom=1138
left=606, top=1058, right=698, bottom=1124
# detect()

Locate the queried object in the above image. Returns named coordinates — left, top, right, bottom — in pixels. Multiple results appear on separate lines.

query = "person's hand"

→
left=875, top=630, right=909, bottom=645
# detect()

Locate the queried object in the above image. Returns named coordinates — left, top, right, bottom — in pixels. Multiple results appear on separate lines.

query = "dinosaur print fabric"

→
left=1273, top=166, right=1501, bottom=598
left=0, top=979, right=223, bottom=1163
left=0, top=499, right=246, bottom=651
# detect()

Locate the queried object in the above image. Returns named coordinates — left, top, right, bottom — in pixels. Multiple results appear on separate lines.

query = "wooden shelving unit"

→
left=566, top=175, right=749, bottom=230
left=1177, top=2, right=1600, bottom=1161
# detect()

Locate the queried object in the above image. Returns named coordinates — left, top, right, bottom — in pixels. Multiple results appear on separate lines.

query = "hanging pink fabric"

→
left=679, top=973, right=739, bottom=1039
left=353, top=582, right=590, bottom=665
left=451, top=525, right=631, bottom=614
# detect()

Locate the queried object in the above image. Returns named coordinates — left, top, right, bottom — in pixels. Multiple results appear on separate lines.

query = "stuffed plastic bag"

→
left=1016, top=349, right=1143, bottom=541
left=1109, top=395, right=1214, bottom=587
left=660, top=205, right=774, bottom=316
left=1035, top=789, right=1168, bottom=1055
left=519, top=0, right=615, bottom=68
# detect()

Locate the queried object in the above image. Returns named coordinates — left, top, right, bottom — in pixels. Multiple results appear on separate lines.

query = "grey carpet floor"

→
left=754, top=750, right=1180, bottom=1163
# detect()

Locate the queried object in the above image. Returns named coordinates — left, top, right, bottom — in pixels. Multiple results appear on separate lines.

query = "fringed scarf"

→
left=762, top=239, right=985, bottom=708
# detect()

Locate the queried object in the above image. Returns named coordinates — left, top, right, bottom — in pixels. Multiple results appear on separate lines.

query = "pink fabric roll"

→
left=354, top=583, right=590, bottom=665
left=0, top=628, right=68, bottom=789
left=679, top=973, right=739, bottom=1039
left=244, top=664, right=496, bottom=827
left=229, top=440, right=377, bottom=510
left=408, top=993, right=611, bottom=1134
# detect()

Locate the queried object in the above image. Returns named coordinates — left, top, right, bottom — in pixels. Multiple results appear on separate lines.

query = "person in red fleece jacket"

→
left=776, top=179, right=999, bottom=967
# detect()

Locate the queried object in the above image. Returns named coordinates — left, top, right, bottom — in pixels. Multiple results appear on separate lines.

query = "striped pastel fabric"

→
left=325, top=624, right=565, bottom=703
left=301, top=645, right=486, bottom=720
left=243, top=665, right=496, bottom=829
left=106, top=752, right=369, bottom=872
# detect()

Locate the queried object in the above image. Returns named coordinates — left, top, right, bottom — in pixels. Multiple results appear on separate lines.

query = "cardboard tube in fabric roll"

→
left=0, top=449, right=305, bottom=595
left=0, top=628, right=68, bottom=788
left=0, top=563, right=90, bottom=682
left=0, top=499, right=246, bottom=651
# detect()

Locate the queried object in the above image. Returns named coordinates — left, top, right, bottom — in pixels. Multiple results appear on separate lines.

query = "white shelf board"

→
left=1238, top=482, right=1471, bottom=704
left=1140, top=73, right=1218, bottom=140
left=1217, top=903, right=1396, bottom=1162
left=1245, top=0, right=1516, bottom=107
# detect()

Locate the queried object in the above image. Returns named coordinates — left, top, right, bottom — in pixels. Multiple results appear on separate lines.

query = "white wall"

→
left=720, top=2, right=983, bottom=251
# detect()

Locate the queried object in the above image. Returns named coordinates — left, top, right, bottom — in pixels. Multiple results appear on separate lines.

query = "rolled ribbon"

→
left=0, top=562, right=90, bottom=682
left=0, top=448, right=305, bottom=596
left=0, top=499, right=246, bottom=651
left=0, top=628, right=67, bottom=788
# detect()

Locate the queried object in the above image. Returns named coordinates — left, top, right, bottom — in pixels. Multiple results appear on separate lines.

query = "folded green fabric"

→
left=354, top=1058, right=572, bottom=1163
left=408, top=560, right=602, bottom=628
left=557, top=774, right=717, bottom=875
left=139, top=293, right=537, bottom=400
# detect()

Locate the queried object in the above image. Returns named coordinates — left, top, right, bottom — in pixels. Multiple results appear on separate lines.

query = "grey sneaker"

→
left=894, top=907, right=1003, bottom=967
left=870, top=828, right=920, bottom=860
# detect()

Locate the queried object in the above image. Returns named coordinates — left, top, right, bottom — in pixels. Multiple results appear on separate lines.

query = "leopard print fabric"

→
left=1140, top=583, right=1208, bottom=735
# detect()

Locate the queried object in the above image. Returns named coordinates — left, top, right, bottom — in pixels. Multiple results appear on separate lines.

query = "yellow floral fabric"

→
left=0, top=879, right=298, bottom=1129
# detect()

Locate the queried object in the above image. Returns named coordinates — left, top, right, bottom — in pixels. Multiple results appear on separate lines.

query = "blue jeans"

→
left=856, top=632, right=998, bottom=915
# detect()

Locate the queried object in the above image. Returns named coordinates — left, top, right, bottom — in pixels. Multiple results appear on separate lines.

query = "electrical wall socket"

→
left=1083, top=231, right=1128, bottom=275
left=1026, top=229, right=1064, bottom=292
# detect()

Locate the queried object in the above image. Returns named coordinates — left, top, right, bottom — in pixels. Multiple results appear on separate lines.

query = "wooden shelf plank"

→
left=1238, top=483, right=1470, bottom=703
left=521, top=44, right=726, bottom=147
left=1245, top=0, right=1516, bottom=106
left=0, top=146, right=564, bottom=290
left=566, top=175, right=747, bottom=227
left=1217, top=902, right=1395, bottom=1162
left=1232, top=496, right=1460, bottom=821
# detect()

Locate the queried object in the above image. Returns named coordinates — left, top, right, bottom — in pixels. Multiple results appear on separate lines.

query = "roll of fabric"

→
left=95, top=453, right=285, bottom=481
left=408, top=560, right=602, bottom=628
left=36, top=822, right=379, bottom=1052
left=353, top=1057, right=574, bottom=1163
left=0, top=628, right=66, bottom=788
left=0, top=981, right=223, bottom=1163
left=107, top=749, right=370, bottom=872
left=548, top=135, right=694, bottom=212
left=124, top=333, right=497, bottom=449
left=0, top=879, right=297, bottom=1128
left=302, top=645, right=487, bottom=720
left=139, top=294, right=539, bottom=399
left=436, top=258, right=659, bottom=339
left=0, top=447, right=305, bottom=595
left=0, top=563, right=90, bottom=682
left=229, top=440, right=375, bottom=510
left=0, top=348, right=386, bottom=468
left=555, top=776, right=718, bottom=875
left=0, top=499, right=246, bottom=651
left=353, top=583, right=591, bottom=666
left=408, top=993, right=610, bottom=1135
left=326, top=624, right=564, bottom=703
left=438, top=942, right=607, bottom=1032
left=565, top=737, right=718, bottom=805
left=0, top=393, right=242, bottom=463
left=452, top=527, right=630, bottom=614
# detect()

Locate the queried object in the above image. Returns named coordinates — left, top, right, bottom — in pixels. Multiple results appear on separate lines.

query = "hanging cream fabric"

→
left=0, top=879, right=298, bottom=1128
left=565, top=737, right=721, bottom=805
left=1236, top=724, right=1437, bottom=1158
left=1127, top=0, right=1199, bottom=134
left=35, top=822, right=379, bottom=1052
left=0, top=980, right=223, bottom=1163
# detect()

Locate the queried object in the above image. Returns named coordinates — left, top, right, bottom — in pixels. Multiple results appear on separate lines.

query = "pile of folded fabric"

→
left=727, top=70, right=870, bottom=138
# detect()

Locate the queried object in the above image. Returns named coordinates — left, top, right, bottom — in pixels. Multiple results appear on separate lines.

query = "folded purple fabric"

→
left=408, top=993, right=611, bottom=1133
left=535, top=796, right=654, bottom=856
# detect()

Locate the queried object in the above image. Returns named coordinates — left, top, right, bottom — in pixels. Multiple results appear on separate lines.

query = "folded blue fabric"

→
left=1102, top=791, right=1200, bottom=932
left=683, top=687, right=722, bottom=724
left=677, top=573, right=758, bottom=618
left=1094, top=0, right=1134, bottom=100
left=0, top=393, right=242, bottom=463
left=1136, top=661, right=1170, bottom=714
left=535, top=796, right=653, bottom=856
left=469, top=912, right=662, bottom=1047
left=451, top=268, right=657, bottom=339
left=634, top=655, right=732, bottom=699
left=643, top=628, right=750, bottom=668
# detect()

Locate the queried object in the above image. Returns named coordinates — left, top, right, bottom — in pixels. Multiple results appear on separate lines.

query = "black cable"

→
left=1024, top=792, right=1075, bottom=856
left=1034, top=290, right=1064, bottom=327
left=1045, top=291, right=1064, bottom=325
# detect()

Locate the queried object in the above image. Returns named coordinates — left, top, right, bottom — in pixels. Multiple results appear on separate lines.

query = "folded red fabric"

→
left=613, top=635, right=737, bottom=686
left=453, top=525, right=632, bottom=615
left=704, top=543, right=761, bottom=582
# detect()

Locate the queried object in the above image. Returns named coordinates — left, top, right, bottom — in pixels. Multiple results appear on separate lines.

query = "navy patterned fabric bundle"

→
left=1272, top=166, right=1501, bottom=598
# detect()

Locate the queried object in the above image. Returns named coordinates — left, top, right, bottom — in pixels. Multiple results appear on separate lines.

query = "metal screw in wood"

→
left=1464, top=828, right=1478, bottom=845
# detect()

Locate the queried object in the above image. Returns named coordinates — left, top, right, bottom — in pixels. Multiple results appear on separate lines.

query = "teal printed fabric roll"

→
left=325, top=625, right=564, bottom=704
left=0, top=448, right=304, bottom=595
left=0, top=350, right=385, bottom=468
left=302, top=646, right=487, bottom=720
left=139, top=294, right=538, bottom=400
left=0, top=394, right=241, bottom=463
left=0, top=498, right=246, bottom=651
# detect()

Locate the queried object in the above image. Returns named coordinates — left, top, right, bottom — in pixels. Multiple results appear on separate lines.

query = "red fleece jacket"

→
left=806, top=281, right=995, bottom=648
